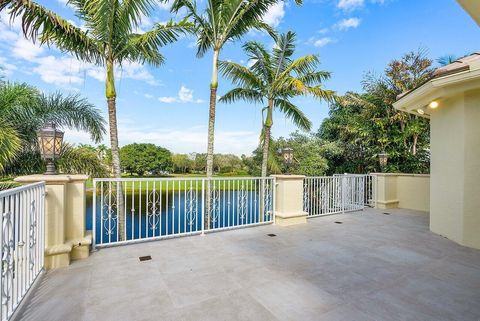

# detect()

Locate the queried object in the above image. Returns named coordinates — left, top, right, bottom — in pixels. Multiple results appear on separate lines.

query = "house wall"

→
left=430, top=89, right=480, bottom=249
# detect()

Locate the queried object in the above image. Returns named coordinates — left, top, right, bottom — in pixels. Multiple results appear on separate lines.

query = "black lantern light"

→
left=378, top=151, right=388, bottom=172
left=279, top=147, right=294, bottom=174
left=37, top=123, right=64, bottom=175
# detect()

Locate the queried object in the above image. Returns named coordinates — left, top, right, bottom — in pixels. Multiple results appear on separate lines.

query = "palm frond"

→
left=1, top=0, right=102, bottom=64
left=219, top=88, right=263, bottom=104
left=57, top=143, right=109, bottom=177
left=274, top=98, right=312, bottom=131
left=119, top=19, right=192, bottom=65
left=218, top=60, right=263, bottom=89
left=34, top=93, right=106, bottom=143
left=0, top=120, right=21, bottom=173
left=272, top=31, right=296, bottom=77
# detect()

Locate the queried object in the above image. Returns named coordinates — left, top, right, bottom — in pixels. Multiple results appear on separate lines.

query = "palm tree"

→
left=0, top=0, right=190, bottom=239
left=171, top=0, right=301, bottom=179
left=0, top=81, right=106, bottom=173
left=437, top=55, right=457, bottom=67
left=219, top=31, right=335, bottom=177
left=1, top=0, right=189, bottom=179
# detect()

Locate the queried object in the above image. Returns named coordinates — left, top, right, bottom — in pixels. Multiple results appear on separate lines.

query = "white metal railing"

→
left=304, top=174, right=376, bottom=217
left=0, top=182, right=45, bottom=321
left=92, top=177, right=275, bottom=248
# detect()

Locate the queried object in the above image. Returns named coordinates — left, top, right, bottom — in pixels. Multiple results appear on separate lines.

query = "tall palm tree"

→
left=171, top=0, right=301, bottom=179
left=0, top=81, right=106, bottom=173
left=0, top=0, right=189, bottom=180
left=219, top=31, right=335, bottom=177
left=0, top=0, right=190, bottom=239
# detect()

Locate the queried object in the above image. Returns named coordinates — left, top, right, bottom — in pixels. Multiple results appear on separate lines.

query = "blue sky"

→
left=0, top=0, right=478, bottom=155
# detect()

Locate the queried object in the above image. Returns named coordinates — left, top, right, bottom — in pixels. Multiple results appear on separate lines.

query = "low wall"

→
left=374, top=173, right=430, bottom=212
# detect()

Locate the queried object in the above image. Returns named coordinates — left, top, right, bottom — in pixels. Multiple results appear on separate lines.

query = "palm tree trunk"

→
left=206, top=49, right=219, bottom=178
left=205, top=49, right=219, bottom=230
left=260, top=100, right=273, bottom=222
left=261, top=100, right=273, bottom=178
left=106, top=59, right=125, bottom=241
left=412, top=134, right=418, bottom=156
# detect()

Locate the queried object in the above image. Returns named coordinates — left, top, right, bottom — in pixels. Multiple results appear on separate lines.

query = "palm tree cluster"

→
left=0, top=79, right=106, bottom=175
left=0, top=0, right=334, bottom=180
left=0, top=0, right=334, bottom=238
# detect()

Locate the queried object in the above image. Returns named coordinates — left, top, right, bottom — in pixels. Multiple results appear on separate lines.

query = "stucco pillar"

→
left=374, top=174, right=399, bottom=209
left=272, top=175, right=307, bottom=226
left=15, top=174, right=91, bottom=269
left=430, top=89, right=480, bottom=249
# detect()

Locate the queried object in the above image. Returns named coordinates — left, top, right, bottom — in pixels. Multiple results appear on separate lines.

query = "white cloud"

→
left=0, top=57, right=17, bottom=76
left=33, top=55, right=85, bottom=85
left=158, top=85, right=204, bottom=103
left=0, top=12, right=160, bottom=88
left=312, top=37, right=334, bottom=48
left=318, top=28, right=329, bottom=35
left=337, top=0, right=364, bottom=11
left=12, top=38, right=44, bottom=61
left=335, top=17, right=361, bottom=31
left=178, top=85, right=194, bottom=102
left=118, top=61, right=159, bottom=86
left=144, top=94, right=154, bottom=99
left=263, top=2, right=285, bottom=27
left=157, top=0, right=174, bottom=10
left=158, top=96, right=177, bottom=103
left=87, top=67, right=104, bottom=81
left=116, top=125, right=258, bottom=155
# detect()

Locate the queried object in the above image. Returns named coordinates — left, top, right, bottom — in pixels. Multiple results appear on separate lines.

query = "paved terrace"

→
left=17, top=209, right=480, bottom=321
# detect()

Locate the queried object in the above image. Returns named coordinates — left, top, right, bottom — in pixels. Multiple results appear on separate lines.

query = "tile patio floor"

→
left=16, top=208, right=480, bottom=321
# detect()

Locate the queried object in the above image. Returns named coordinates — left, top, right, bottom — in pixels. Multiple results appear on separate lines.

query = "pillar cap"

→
left=270, top=174, right=306, bottom=179
left=370, top=173, right=430, bottom=177
left=15, top=174, right=89, bottom=184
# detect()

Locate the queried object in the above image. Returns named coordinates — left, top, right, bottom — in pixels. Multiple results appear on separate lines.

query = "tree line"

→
left=1, top=48, right=437, bottom=181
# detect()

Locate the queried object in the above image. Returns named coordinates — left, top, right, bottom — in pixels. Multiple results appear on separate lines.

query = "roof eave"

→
left=393, top=68, right=480, bottom=118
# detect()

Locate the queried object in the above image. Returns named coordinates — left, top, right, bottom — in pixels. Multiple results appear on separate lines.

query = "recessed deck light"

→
left=428, top=101, right=439, bottom=109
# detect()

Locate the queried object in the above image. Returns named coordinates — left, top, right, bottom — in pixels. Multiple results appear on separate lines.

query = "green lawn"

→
left=87, top=173, right=268, bottom=193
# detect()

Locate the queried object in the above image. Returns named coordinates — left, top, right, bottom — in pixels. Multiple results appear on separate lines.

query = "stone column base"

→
left=275, top=211, right=308, bottom=226
left=376, top=199, right=399, bottom=209
left=45, top=244, right=71, bottom=270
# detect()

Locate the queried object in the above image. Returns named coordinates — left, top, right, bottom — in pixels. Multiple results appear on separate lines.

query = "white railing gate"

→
left=303, top=174, right=376, bottom=217
left=0, top=182, right=45, bottom=321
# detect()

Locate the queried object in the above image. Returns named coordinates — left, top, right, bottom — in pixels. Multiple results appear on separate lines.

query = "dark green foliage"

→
left=318, top=49, right=432, bottom=174
left=120, top=143, right=173, bottom=176
left=245, top=131, right=341, bottom=176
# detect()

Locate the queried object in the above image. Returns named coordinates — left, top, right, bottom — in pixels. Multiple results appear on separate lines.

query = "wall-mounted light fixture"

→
left=428, top=101, right=439, bottom=109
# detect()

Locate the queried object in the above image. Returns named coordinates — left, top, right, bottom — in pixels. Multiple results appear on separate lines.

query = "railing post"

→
left=92, top=179, right=96, bottom=251
left=272, top=177, right=277, bottom=225
left=201, top=178, right=205, bottom=236
left=341, top=175, right=346, bottom=214
left=271, top=175, right=307, bottom=226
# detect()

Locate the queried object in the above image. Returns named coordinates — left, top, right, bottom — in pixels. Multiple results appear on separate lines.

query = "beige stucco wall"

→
left=396, top=175, right=430, bottom=212
left=430, top=89, right=480, bottom=249
left=374, top=173, right=430, bottom=212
